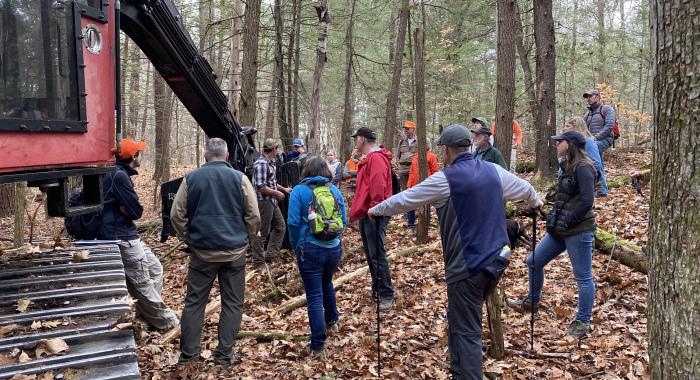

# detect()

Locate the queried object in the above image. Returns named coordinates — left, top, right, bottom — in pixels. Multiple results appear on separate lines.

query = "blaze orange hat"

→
left=117, top=138, right=147, bottom=159
left=403, top=120, right=416, bottom=129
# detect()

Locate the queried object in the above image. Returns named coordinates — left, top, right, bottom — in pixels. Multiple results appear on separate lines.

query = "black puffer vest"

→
left=547, top=161, right=596, bottom=237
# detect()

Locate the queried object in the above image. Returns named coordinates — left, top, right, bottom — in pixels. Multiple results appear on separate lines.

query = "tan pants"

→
left=118, top=239, right=179, bottom=330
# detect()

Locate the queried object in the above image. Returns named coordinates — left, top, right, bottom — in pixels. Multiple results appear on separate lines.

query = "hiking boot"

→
left=309, top=346, right=326, bottom=360
left=566, top=320, right=590, bottom=337
left=506, top=297, right=540, bottom=314
left=378, top=298, right=394, bottom=312
left=326, top=320, right=341, bottom=334
left=595, top=192, right=608, bottom=198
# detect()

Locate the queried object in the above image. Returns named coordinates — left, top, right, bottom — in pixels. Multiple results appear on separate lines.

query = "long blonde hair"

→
left=565, top=117, right=593, bottom=138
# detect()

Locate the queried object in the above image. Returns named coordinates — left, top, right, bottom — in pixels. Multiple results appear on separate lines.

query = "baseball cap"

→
left=470, top=126, right=492, bottom=136
left=551, top=130, right=587, bottom=148
left=293, top=138, right=304, bottom=147
left=471, top=117, right=488, bottom=127
left=117, top=139, right=147, bottom=160
left=434, top=124, right=471, bottom=147
left=351, top=127, right=377, bottom=140
left=403, top=120, right=416, bottom=129
left=583, top=89, right=600, bottom=98
left=262, top=138, right=280, bottom=150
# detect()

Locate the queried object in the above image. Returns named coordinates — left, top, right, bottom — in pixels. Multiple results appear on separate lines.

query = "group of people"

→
left=86, top=87, right=614, bottom=378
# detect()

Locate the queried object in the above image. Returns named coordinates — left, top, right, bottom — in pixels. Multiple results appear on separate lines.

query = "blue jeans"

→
left=526, top=231, right=596, bottom=323
left=296, top=242, right=342, bottom=350
left=359, top=216, right=395, bottom=301
left=407, top=207, right=431, bottom=227
left=595, top=139, right=611, bottom=195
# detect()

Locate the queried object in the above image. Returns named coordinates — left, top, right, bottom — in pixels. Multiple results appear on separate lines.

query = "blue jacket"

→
left=184, top=161, right=249, bottom=250
left=99, top=162, right=143, bottom=241
left=287, top=176, right=347, bottom=250
left=584, top=138, right=604, bottom=182
left=584, top=102, right=616, bottom=141
left=443, top=153, right=509, bottom=274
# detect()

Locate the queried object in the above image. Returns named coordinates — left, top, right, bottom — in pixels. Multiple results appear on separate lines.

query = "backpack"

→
left=64, top=173, right=115, bottom=240
left=306, top=184, right=345, bottom=241
left=64, top=188, right=103, bottom=240
left=390, top=169, right=401, bottom=195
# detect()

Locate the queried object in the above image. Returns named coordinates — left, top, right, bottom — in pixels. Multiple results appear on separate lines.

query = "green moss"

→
left=515, top=161, right=536, bottom=173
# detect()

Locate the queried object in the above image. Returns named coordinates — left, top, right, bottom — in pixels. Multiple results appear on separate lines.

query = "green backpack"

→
left=307, top=184, right=345, bottom=240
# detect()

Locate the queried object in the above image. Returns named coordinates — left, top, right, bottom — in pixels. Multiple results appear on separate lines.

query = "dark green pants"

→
left=179, top=253, right=245, bottom=364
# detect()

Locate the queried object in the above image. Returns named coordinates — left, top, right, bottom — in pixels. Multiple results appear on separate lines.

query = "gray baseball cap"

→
left=583, top=89, right=600, bottom=98
left=434, top=124, right=472, bottom=147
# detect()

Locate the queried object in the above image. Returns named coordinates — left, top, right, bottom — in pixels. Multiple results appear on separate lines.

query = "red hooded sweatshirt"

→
left=349, top=146, right=393, bottom=221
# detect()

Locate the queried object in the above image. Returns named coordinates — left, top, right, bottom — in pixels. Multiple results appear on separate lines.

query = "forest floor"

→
left=0, top=147, right=652, bottom=379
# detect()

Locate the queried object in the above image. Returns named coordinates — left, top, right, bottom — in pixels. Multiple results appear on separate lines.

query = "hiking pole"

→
left=373, top=216, right=382, bottom=379
left=530, top=210, right=537, bottom=353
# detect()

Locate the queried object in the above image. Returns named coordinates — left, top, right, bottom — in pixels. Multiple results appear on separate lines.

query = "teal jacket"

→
left=474, top=144, right=508, bottom=170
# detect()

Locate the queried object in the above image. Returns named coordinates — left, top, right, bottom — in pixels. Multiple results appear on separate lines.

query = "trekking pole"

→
left=373, top=216, right=382, bottom=379
left=530, top=210, right=537, bottom=353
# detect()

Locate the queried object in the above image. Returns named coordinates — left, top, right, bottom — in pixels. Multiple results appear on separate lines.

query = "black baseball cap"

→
left=551, top=130, right=587, bottom=148
left=470, top=126, right=492, bottom=136
left=583, top=89, right=600, bottom=98
left=351, top=127, right=377, bottom=140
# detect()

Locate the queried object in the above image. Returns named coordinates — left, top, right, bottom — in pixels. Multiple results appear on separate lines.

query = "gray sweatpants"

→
left=118, top=239, right=179, bottom=330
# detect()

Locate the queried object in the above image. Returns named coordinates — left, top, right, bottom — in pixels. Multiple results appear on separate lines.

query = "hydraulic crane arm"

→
left=119, top=0, right=250, bottom=170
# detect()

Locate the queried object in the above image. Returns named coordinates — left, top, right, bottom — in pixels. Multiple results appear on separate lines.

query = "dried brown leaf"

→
left=71, top=250, right=90, bottom=263
left=16, top=298, right=32, bottom=313
left=35, top=338, right=69, bottom=357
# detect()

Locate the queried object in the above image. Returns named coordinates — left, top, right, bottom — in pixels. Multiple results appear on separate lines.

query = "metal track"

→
left=0, top=243, right=140, bottom=379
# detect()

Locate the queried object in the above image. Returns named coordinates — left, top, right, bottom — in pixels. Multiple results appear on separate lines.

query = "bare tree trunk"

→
left=121, top=37, right=130, bottom=131
left=292, top=0, right=302, bottom=138
left=413, top=27, right=428, bottom=244
left=264, top=85, right=276, bottom=140
left=514, top=3, right=536, bottom=129
left=239, top=0, right=262, bottom=129
left=494, top=0, right=516, bottom=171
left=648, top=1, right=700, bottom=377
left=287, top=0, right=300, bottom=135
left=0, top=184, right=15, bottom=217
left=229, top=0, right=243, bottom=119
left=13, top=182, right=25, bottom=247
left=307, top=0, right=331, bottom=153
left=533, top=0, right=557, bottom=178
left=126, top=50, right=141, bottom=138
left=274, top=0, right=291, bottom=150
left=140, top=64, right=151, bottom=141
left=595, top=0, right=606, bottom=84
left=153, top=73, right=172, bottom=183
left=384, top=0, right=409, bottom=153
left=340, top=0, right=356, bottom=163
left=565, top=0, right=578, bottom=122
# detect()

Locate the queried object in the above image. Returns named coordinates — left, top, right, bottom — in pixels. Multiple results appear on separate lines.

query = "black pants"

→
left=179, top=253, right=245, bottom=364
left=446, top=271, right=491, bottom=380
left=359, top=216, right=394, bottom=301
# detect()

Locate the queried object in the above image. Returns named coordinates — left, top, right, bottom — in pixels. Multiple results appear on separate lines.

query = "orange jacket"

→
left=343, top=159, right=358, bottom=183
left=491, top=120, right=523, bottom=147
left=407, top=151, right=439, bottom=188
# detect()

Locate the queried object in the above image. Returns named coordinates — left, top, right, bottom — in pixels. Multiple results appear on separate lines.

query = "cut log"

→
left=274, top=241, right=441, bottom=315
left=485, top=288, right=505, bottom=359
left=237, top=330, right=306, bottom=342
left=506, top=349, right=571, bottom=359
left=607, top=168, right=651, bottom=190
left=595, top=228, right=648, bottom=274
left=160, top=269, right=257, bottom=344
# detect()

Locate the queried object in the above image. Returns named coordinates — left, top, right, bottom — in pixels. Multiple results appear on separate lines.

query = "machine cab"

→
left=0, top=0, right=117, bottom=217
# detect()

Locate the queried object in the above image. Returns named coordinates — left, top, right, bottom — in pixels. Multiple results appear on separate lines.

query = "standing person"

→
left=325, top=150, right=343, bottom=186
left=349, top=127, right=395, bottom=311
left=397, top=120, right=418, bottom=227
left=170, top=138, right=261, bottom=366
left=251, top=138, right=291, bottom=268
left=491, top=119, right=523, bottom=172
left=287, top=156, right=347, bottom=358
left=471, top=117, right=508, bottom=170
left=509, top=130, right=597, bottom=338
left=368, top=124, right=542, bottom=379
left=287, top=138, right=308, bottom=163
left=406, top=141, right=440, bottom=224
left=563, top=117, right=604, bottom=186
left=100, top=139, right=179, bottom=331
left=583, top=89, right=614, bottom=197
left=342, top=149, right=361, bottom=197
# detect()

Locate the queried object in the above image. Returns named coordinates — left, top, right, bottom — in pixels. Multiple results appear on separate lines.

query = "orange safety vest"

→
left=344, top=159, right=358, bottom=183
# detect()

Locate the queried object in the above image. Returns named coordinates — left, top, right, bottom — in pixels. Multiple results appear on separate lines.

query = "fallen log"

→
left=606, top=168, right=651, bottom=190
left=274, top=241, right=441, bottom=315
left=160, top=269, right=257, bottom=344
left=136, top=219, right=162, bottom=232
left=595, top=228, right=648, bottom=274
left=506, top=349, right=571, bottom=360
left=237, top=330, right=307, bottom=342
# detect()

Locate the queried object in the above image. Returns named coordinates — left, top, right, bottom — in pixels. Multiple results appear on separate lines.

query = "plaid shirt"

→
left=253, top=155, right=277, bottom=201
